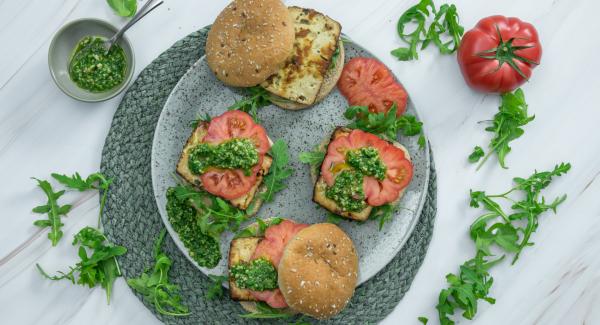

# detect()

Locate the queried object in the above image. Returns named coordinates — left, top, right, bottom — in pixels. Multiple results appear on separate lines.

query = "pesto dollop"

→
left=188, top=138, right=259, bottom=176
left=166, top=187, right=221, bottom=268
left=326, top=170, right=367, bottom=212
left=346, top=147, right=387, bottom=181
left=69, top=36, right=127, bottom=92
left=230, top=257, right=278, bottom=291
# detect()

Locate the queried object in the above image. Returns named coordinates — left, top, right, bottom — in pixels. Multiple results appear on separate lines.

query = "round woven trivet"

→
left=100, top=27, right=437, bottom=324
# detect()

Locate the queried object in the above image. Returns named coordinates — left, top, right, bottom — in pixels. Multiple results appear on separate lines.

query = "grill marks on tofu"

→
left=175, top=122, right=272, bottom=211
left=262, top=7, right=342, bottom=105
left=228, top=237, right=262, bottom=301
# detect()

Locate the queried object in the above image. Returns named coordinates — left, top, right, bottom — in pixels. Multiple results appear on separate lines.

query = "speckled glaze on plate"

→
left=151, top=39, right=430, bottom=286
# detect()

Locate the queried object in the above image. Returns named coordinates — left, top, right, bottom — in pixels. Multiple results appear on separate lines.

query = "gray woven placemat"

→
left=100, top=27, right=437, bottom=324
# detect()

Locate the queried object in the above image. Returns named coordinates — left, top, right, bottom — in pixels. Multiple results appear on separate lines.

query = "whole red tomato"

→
left=457, top=15, right=542, bottom=93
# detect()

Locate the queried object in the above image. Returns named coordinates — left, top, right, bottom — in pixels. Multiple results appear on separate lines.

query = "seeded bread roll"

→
left=206, top=0, right=295, bottom=87
left=278, top=223, right=358, bottom=319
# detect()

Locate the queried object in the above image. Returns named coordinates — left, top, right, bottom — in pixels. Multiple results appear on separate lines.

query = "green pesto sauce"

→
left=188, top=138, right=259, bottom=176
left=230, top=257, right=278, bottom=291
left=326, top=170, right=367, bottom=212
left=346, top=147, right=387, bottom=181
left=69, top=36, right=127, bottom=92
left=166, top=187, right=221, bottom=268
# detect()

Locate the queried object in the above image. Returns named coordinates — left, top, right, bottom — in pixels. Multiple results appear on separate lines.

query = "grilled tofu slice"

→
left=262, top=7, right=342, bottom=105
left=312, top=128, right=410, bottom=221
left=176, top=122, right=272, bottom=211
left=228, top=237, right=262, bottom=301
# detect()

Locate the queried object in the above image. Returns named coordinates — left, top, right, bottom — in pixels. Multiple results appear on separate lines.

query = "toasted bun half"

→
left=270, top=42, right=345, bottom=110
left=206, top=0, right=294, bottom=87
left=278, top=223, right=358, bottom=319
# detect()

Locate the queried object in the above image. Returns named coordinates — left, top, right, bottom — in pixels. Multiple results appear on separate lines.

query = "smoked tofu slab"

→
left=228, top=237, right=262, bottom=301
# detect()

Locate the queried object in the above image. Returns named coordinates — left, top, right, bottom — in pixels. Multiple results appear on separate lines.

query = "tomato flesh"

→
left=337, top=57, right=408, bottom=116
left=198, top=111, right=270, bottom=200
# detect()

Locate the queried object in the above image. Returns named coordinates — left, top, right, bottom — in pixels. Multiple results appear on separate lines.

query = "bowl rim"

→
left=48, top=18, right=135, bottom=103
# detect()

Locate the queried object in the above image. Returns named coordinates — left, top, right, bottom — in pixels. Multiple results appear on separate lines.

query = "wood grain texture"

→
left=1, top=0, right=599, bottom=324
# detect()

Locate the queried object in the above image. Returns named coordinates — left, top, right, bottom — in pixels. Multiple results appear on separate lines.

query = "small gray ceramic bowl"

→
left=48, top=18, right=135, bottom=102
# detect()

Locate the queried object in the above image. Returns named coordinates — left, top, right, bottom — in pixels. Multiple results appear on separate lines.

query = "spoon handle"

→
left=108, top=0, right=164, bottom=47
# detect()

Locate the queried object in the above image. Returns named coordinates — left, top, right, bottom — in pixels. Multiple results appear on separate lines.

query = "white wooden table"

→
left=2, top=0, right=600, bottom=324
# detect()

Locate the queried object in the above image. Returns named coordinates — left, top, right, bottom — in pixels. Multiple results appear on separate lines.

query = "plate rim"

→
left=150, top=38, right=430, bottom=286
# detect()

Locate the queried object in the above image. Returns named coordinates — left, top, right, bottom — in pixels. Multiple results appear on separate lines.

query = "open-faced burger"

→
left=205, top=0, right=344, bottom=110
left=176, top=110, right=272, bottom=214
left=313, top=128, right=414, bottom=221
left=229, top=219, right=358, bottom=319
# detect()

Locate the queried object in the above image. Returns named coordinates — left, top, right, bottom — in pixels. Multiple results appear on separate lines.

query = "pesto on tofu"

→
left=346, top=147, right=387, bottom=181
left=69, top=36, right=127, bottom=92
left=188, top=138, right=259, bottom=176
left=326, top=170, right=367, bottom=212
left=165, top=187, right=221, bottom=268
left=230, top=257, right=278, bottom=291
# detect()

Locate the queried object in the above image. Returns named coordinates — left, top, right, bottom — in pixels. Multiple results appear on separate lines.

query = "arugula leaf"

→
left=128, top=229, right=190, bottom=316
left=234, top=217, right=284, bottom=239
left=32, top=178, right=72, bottom=246
left=475, top=88, right=534, bottom=170
left=206, top=274, right=228, bottom=300
left=240, top=302, right=293, bottom=319
left=106, top=0, right=137, bottom=17
left=468, top=146, right=484, bottom=163
left=299, top=150, right=325, bottom=167
left=344, top=104, right=426, bottom=148
left=228, top=86, right=272, bottom=122
left=190, top=112, right=212, bottom=128
left=392, top=0, right=464, bottom=61
left=326, top=212, right=344, bottom=225
left=329, top=39, right=343, bottom=71
left=259, top=139, right=293, bottom=203
left=418, top=316, right=429, bottom=324
left=434, top=163, right=570, bottom=324
left=51, top=172, right=113, bottom=227
left=370, top=204, right=398, bottom=231
left=37, top=227, right=126, bottom=303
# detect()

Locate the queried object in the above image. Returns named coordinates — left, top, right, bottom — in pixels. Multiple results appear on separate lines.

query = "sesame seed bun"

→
left=270, top=42, right=345, bottom=110
left=205, top=0, right=295, bottom=87
left=278, top=223, right=358, bottom=319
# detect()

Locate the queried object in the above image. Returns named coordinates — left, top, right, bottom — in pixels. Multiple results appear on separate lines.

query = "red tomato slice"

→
left=198, top=111, right=271, bottom=200
left=320, top=129, right=413, bottom=207
left=338, top=57, right=408, bottom=116
left=249, top=220, right=308, bottom=308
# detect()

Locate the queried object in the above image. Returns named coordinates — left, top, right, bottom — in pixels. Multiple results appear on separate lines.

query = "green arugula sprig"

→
left=205, top=274, right=229, bottom=300
left=32, top=178, right=72, bottom=246
left=344, top=104, right=426, bottom=148
left=128, top=229, right=190, bottom=316
left=259, top=139, right=294, bottom=203
left=392, top=0, right=464, bottom=61
left=430, top=162, right=570, bottom=324
left=298, top=150, right=325, bottom=169
left=240, top=302, right=293, bottom=319
left=468, top=146, right=484, bottom=163
left=234, top=217, right=284, bottom=239
left=369, top=204, right=399, bottom=231
left=228, top=86, right=272, bottom=122
left=393, top=0, right=464, bottom=60
left=472, top=88, right=534, bottom=170
left=106, top=0, right=137, bottom=17
left=51, top=172, right=113, bottom=227
left=37, top=227, right=127, bottom=303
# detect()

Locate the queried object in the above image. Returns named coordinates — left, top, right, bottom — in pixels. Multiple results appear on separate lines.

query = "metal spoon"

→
left=102, top=0, right=164, bottom=52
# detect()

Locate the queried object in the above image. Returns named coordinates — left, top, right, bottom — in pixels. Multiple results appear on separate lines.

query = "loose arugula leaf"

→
left=228, top=86, right=272, bottom=122
left=299, top=150, right=325, bottom=167
left=369, top=204, right=398, bottom=231
left=418, top=316, right=429, bottom=324
left=240, top=302, right=293, bottom=319
left=32, top=178, right=72, bottom=246
left=326, top=212, right=344, bottom=225
left=234, top=217, right=284, bottom=239
left=190, top=112, right=212, bottom=128
left=205, top=274, right=228, bottom=300
left=475, top=88, right=534, bottom=170
left=128, top=229, right=190, bottom=316
left=392, top=0, right=464, bottom=61
left=106, top=0, right=137, bottom=17
left=37, top=227, right=127, bottom=303
left=433, top=163, right=570, bottom=324
left=259, top=139, right=293, bottom=203
left=51, top=172, right=113, bottom=227
left=344, top=104, right=426, bottom=148
left=468, top=146, right=484, bottom=163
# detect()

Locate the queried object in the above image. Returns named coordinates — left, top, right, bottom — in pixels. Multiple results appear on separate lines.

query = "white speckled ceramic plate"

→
left=151, top=39, right=430, bottom=286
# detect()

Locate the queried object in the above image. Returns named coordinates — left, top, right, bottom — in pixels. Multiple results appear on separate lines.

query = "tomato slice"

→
left=198, top=111, right=271, bottom=200
left=337, top=57, right=408, bottom=116
left=249, top=220, right=309, bottom=308
left=321, top=129, right=413, bottom=207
